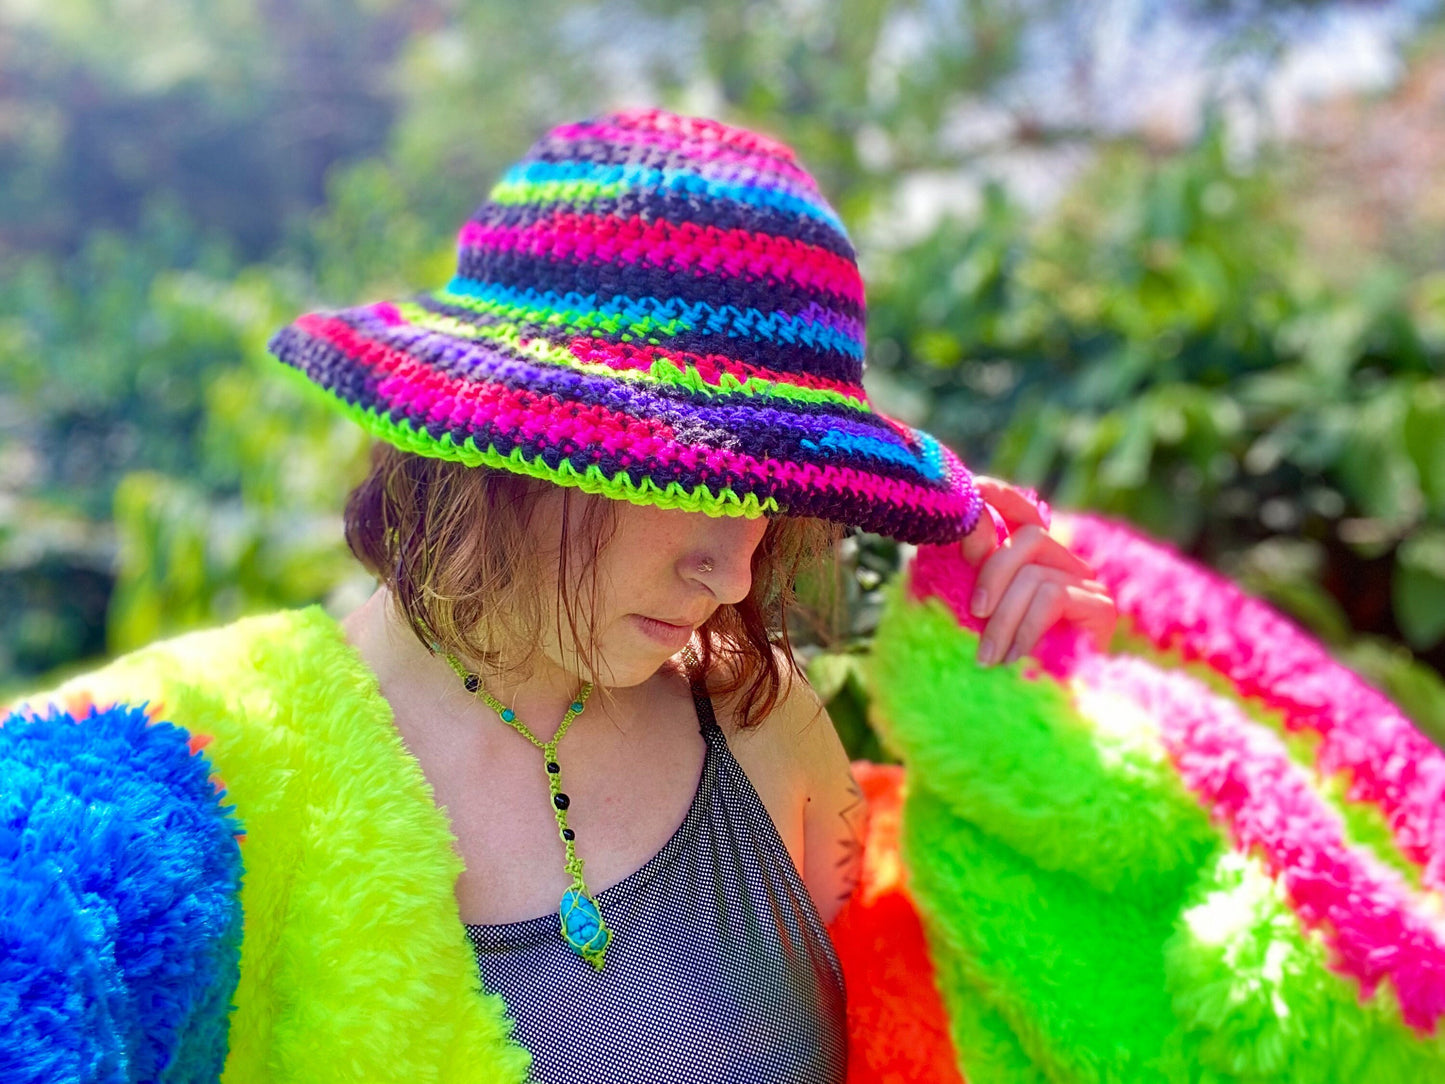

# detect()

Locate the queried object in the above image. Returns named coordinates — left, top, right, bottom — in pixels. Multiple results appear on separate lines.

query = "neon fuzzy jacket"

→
left=4, top=512, right=1444, bottom=1082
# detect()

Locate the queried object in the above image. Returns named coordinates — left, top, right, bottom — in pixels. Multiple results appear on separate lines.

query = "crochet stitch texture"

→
left=267, top=108, right=983, bottom=544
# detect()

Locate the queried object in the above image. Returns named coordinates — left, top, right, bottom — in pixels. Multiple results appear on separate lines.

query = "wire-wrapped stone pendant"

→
left=438, top=647, right=610, bottom=970
left=559, top=888, right=611, bottom=971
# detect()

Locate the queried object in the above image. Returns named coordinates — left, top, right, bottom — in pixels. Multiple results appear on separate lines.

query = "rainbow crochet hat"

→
left=266, top=108, right=983, bottom=545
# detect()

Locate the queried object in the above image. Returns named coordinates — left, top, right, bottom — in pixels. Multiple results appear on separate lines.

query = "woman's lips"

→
left=632, top=614, right=695, bottom=648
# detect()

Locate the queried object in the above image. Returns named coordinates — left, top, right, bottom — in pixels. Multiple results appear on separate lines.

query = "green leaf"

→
left=1337, top=388, right=1420, bottom=523
left=912, top=328, right=964, bottom=369
left=806, top=650, right=861, bottom=703
left=1404, top=380, right=1445, bottom=516
left=991, top=399, right=1062, bottom=483
left=1098, top=401, right=1155, bottom=491
left=1394, top=528, right=1445, bottom=651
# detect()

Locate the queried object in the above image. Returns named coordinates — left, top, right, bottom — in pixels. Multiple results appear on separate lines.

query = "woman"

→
left=4, top=107, right=1114, bottom=1083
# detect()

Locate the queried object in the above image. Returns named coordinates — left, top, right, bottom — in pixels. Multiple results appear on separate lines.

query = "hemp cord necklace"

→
left=441, top=650, right=611, bottom=972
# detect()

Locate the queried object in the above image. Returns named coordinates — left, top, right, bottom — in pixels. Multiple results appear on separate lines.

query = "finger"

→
left=970, top=524, right=1098, bottom=617
left=1005, top=582, right=1118, bottom=663
left=973, top=476, right=1049, bottom=533
left=976, top=565, right=1066, bottom=666
left=1004, top=582, right=1115, bottom=663
left=1075, top=583, right=1119, bottom=653
left=981, top=575, right=1117, bottom=666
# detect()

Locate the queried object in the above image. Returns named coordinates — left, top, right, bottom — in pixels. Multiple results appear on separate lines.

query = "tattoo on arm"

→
left=832, top=775, right=866, bottom=910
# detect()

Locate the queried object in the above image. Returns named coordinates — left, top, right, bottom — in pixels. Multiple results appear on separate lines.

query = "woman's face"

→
left=527, top=487, right=770, bottom=687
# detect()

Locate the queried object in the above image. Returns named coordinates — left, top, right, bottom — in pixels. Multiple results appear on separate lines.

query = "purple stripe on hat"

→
left=343, top=311, right=943, bottom=486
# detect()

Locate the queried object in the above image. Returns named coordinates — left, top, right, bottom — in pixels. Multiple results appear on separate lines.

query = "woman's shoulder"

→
left=694, top=642, right=827, bottom=738
left=694, top=644, right=829, bottom=800
left=690, top=642, right=863, bottom=920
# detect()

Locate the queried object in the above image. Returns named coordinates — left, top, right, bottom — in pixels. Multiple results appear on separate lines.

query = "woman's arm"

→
left=779, top=673, right=867, bottom=927
left=793, top=477, right=1116, bottom=926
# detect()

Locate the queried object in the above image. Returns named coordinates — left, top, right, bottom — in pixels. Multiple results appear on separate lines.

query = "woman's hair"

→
left=343, top=443, right=844, bottom=730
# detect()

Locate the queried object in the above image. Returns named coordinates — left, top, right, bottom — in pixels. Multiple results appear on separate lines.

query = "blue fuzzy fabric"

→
left=0, top=701, right=244, bottom=1083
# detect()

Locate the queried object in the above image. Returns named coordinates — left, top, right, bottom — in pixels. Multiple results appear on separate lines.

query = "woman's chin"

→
left=593, top=632, right=691, bottom=686
left=595, top=653, right=669, bottom=688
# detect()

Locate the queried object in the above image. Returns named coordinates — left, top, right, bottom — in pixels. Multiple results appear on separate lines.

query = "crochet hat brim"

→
left=267, top=290, right=984, bottom=545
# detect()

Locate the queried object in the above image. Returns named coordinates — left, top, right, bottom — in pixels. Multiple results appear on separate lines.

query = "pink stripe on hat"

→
left=546, top=112, right=814, bottom=186
left=458, top=214, right=865, bottom=305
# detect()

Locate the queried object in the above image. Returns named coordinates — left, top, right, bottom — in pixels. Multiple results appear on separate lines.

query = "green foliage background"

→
left=4, top=0, right=1444, bottom=754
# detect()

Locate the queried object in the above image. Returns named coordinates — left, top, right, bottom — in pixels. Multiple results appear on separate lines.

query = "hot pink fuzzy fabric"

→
left=1064, top=513, right=1445, bottom=897
left=906, top=512, right=1445, bottom=1033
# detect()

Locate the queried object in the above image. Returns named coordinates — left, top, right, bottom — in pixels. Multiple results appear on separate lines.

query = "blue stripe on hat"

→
left=440, top=278, right=866, bottom=359
left=493, top=160, right=849, bottom=235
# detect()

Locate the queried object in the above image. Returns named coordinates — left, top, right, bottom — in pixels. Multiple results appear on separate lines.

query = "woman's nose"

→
left=685, top=516, right=765, bottom=604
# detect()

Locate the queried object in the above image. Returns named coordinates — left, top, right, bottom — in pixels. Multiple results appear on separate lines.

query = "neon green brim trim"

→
left=271, top=359, right=781, bottom=519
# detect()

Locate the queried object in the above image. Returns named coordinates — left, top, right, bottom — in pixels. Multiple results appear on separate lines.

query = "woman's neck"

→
left=453, top=647, right=595, bottom=744
left=343, top=586, right=603, bottom=743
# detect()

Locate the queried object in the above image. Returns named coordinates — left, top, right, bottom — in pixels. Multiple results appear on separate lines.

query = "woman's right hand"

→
left=958, top=476, right=1117, bottom=665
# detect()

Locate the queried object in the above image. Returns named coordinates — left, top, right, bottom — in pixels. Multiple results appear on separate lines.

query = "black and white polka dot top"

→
left=464, top=682, right=848, bottom=1083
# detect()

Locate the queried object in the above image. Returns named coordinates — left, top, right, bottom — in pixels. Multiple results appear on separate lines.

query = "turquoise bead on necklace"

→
left=441, top=649, right=611, bottom=972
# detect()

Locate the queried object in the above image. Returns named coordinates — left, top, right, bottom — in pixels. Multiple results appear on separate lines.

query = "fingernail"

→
left=1004, top=646, right=1020, bottom=665
left=977, top=639, right=996, bottom=666
left=970, top=587, right=988, bottom=617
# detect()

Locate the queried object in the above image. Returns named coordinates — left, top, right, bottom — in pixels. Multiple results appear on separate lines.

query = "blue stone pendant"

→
left=559, top=888, right=611, bottom=971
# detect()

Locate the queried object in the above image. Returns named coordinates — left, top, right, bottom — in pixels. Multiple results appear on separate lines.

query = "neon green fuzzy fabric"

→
left=32, top=607, right=531, bottom=1084
left=870, top=581, right=1445, bottom=1082
left=870, top=587, right=1202, bottom=1080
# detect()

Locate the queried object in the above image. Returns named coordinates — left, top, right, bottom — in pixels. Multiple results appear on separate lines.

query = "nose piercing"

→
left=696, top=558, right=715, bottom=574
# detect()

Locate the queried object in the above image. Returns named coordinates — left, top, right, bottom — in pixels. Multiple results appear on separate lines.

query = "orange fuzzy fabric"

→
left=828, top=761, right=966, bottom=1083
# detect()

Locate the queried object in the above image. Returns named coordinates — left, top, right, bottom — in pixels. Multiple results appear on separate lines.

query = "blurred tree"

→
left=863, top=118, right=1445, bottom=741
left=0, top=0, right=409, bottom=258
left=3, top=0, right=1442, bottom=756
